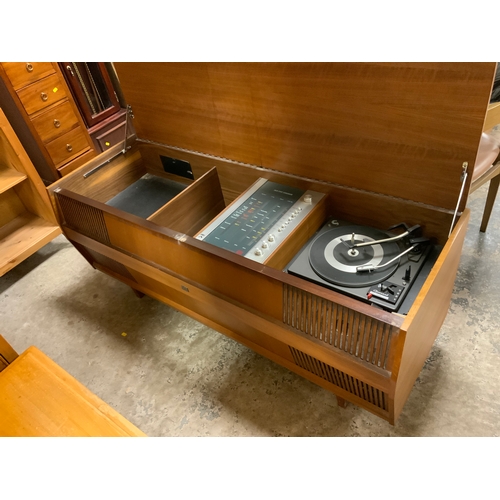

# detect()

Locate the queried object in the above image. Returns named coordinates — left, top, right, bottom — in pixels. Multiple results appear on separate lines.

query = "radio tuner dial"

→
left=303, top=194, right=312, bottom=204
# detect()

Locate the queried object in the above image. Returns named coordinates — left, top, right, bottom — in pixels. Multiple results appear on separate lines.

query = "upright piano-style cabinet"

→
left=48, top=63, right=496, bottom=424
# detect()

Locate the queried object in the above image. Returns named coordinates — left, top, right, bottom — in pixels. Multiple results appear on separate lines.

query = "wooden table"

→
left=0, top=346, right=145, bottom=437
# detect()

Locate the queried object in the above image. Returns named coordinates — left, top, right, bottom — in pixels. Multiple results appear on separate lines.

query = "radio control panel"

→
left=195, top=178, right=325, bottom=264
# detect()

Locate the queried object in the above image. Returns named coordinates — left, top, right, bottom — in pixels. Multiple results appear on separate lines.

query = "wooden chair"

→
left=471, top=132, right=500, bottom=232
left=0, top=334, right=146, bottom=437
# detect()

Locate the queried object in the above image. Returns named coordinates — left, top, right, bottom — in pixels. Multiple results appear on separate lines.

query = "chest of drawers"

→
left=0, top=62, right=96, bottom=183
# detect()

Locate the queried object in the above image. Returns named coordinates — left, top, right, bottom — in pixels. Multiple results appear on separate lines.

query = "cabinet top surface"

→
left=113, top=62, right=496, bottom=210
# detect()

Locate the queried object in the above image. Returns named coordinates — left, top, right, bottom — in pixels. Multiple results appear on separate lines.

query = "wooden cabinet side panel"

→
left=393, top=209, right=470, bottom=420
left=103, top=212, right=284, bottom=320
left=64, top=228, right=394, bottom=392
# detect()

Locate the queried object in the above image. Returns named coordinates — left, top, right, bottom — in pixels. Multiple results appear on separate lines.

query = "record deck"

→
left=286, top=218, right=441, bottom=314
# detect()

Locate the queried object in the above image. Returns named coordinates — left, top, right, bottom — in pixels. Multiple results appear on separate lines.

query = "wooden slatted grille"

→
left=55, top=192, right=110, bottom=245
left=289, top=346, right=388, bottom=411
left=283, top=284, right=396, bottom=370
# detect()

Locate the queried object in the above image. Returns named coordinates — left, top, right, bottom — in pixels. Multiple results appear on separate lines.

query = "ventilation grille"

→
left=290, top=347, right=388, bottom=411
left=283, top=284, right=396, bottom=370
left=56, top=192, right=110, bottom=245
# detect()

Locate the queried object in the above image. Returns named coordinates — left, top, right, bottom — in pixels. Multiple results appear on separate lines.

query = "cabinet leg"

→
left=480, top=174, right=500, bottom=232
left=131, top=287, right=145, bottom=298
left=336, top=396, right=347, bottom=408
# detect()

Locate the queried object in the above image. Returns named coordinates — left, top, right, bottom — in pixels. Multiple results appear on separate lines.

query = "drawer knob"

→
left=53, top=119, right=61, bottom=128
left=26, top=63, right=34, bottom=73
left=40, top=92, right=48, bottom=102
left=66, top=144, right=73, bottom=152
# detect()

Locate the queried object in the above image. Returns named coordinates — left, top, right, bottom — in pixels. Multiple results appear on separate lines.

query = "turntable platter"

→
left=308, top=225, right=401, bottom=287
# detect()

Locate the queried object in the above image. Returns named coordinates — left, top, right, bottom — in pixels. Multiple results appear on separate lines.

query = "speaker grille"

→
left=56, top=192, right=110, bottom=245
left=283, top=284, right=396, bottom=370
left=290, top=346, right=388, bottom=411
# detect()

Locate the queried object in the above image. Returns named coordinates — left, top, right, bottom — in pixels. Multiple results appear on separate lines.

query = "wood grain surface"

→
left=0, top=346, right=146, bottom=437
left=114, top=62, right=496, bottom=211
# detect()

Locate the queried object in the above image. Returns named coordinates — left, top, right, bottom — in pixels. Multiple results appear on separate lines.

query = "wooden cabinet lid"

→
left=113, top=62, right=496, bottom=211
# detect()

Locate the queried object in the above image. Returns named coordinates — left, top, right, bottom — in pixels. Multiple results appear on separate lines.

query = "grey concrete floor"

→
left=1, top=182, right=499, bottom=437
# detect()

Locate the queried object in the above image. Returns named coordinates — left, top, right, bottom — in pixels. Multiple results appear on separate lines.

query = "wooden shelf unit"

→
left=0, top=166, right=26, bottom=194
left=0, top=107, right=61, bottom=276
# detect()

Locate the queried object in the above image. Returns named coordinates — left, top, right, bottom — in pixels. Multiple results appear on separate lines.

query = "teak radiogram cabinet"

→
left=48, top=63, right=496, bottom=424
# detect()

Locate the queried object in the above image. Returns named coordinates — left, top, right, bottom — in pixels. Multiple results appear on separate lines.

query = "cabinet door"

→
left=61, top=62, right=121, bottom=127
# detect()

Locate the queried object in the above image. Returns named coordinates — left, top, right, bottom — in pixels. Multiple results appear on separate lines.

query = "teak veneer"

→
left=48, top=63, right=496, bottom=424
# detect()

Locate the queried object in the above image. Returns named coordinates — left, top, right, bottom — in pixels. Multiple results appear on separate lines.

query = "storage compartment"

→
left=48, top=63, right=496, bottom=424
left=106, top=174, right=187, bottom=219
left=53, top=151, right=226, bottom=236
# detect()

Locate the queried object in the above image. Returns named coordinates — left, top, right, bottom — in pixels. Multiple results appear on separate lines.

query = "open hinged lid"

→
left=113, top=62, right=496, bottom=212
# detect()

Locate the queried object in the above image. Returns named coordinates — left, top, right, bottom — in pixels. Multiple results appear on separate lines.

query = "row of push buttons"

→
left=251, top=194, right=314, bottom=258
left=278, top=207, right=303, bottom=232
left=253, top=207, right=305, bottom=256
